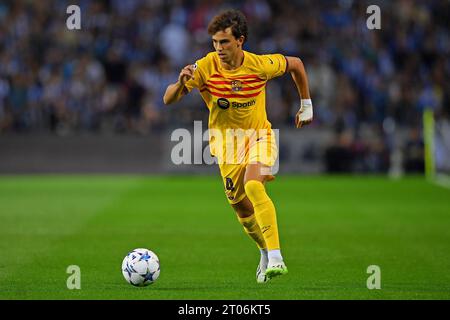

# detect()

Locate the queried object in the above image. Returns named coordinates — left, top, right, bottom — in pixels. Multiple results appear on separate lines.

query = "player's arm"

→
left=285, top=56, right=313, bottom=128
left=163, top=65, right=195, bottom=105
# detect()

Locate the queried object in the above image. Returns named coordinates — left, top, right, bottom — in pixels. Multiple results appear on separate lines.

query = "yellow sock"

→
left=244, top=180, right=280, bottom=250
left=237, top=214, right=267, bottom=250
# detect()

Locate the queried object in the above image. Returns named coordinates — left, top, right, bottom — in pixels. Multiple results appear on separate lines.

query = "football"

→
left=122, top=248, right=160, bottom=287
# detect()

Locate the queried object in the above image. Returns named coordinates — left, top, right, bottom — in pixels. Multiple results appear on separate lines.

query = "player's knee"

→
left=232, top=197, right=254, bottom=218
left=235, top=208, right=253, bottom=219
left=245, top=179, right=260, bottom=193
left=244, top=180, right=268, bottom=205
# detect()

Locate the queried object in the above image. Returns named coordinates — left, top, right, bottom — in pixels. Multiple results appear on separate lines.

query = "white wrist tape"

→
left=301, top=99, right=312, bottom=106
left=299, top=99, right=313, bottom=121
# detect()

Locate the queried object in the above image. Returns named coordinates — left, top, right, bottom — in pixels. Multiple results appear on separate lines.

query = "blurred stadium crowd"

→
left=0, top=0, right=448, bottom=172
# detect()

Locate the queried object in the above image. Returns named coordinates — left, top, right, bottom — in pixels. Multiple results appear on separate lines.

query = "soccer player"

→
left=163, top=10, right=313, bottom=283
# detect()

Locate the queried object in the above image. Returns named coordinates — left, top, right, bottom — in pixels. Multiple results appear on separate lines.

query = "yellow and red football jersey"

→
left=184, top=50, right=287, bottom=158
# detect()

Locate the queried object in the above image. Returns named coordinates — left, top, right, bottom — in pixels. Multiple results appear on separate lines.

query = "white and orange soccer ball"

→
left=122, top=248, right=160, bottom=287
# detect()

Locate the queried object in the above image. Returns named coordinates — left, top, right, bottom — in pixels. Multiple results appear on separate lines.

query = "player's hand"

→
left=178, top=65, right=195, bottom=86
left=295, top=99, right=313, bottom=128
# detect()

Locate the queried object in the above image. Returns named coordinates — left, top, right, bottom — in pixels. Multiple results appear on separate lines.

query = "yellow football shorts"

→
left=216, top=129, right=278, bottom=204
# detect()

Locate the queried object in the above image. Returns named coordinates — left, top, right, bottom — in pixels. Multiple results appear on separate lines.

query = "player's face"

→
left=212, top=27, right=244, bottom=64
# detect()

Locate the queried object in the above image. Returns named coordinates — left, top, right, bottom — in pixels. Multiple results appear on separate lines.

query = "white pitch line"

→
left=433, top=175, right=450, bottom=190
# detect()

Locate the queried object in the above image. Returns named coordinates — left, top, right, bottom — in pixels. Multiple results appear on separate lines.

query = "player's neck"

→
left=221, top=50, right=244, bottom=70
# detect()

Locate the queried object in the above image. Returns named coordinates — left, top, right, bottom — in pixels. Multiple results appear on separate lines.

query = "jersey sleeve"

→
left=184, top=56, right=207, bottom=93
left=260, top=54, right=287, bottom=80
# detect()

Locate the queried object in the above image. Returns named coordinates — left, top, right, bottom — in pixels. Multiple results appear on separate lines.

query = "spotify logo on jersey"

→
left=217, top=98, right=230, bottom=110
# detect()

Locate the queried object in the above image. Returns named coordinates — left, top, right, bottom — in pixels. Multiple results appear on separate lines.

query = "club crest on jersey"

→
left=231, top=80, right=243, bottom=92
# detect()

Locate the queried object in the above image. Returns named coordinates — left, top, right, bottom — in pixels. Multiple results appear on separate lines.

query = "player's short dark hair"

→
left=207, top=9, right=248, bottom=43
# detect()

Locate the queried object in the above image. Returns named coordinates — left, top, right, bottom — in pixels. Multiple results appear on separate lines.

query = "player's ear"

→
left=237, top=36, right=245, bottom=48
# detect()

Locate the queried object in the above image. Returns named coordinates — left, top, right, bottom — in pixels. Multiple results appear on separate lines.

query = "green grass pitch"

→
left=0, top=175, right=449, bottom=300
